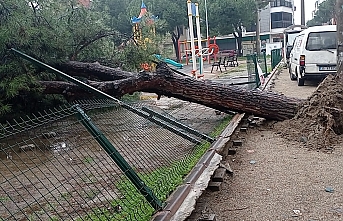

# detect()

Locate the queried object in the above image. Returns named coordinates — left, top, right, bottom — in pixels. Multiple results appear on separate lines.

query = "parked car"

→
left=288, top=25, right=336, bottom=86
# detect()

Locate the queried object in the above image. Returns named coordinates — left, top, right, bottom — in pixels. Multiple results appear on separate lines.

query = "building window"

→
left=271, top=0, right=293, bottom=8
left=271, top=12, right=292, bottom=29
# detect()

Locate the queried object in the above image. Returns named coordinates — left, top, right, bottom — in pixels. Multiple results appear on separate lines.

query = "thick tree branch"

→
left=56, top=61, right=135, bottom=80
left=70, top=31, right=121, bottom=60
left=41, top=62, right=302, bottom=120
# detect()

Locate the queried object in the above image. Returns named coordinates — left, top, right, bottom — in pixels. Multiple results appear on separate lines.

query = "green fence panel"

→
left=271, top=49, right=282, bottom=69
left=246, top=54, right=257, bottom=89
left=0, top=49, right=232, bottom=220
left=257, top=52, right=268, bottom=75
left=0, top=99, right=228, bottom=221
left=246, top=52, right=268, bottom=89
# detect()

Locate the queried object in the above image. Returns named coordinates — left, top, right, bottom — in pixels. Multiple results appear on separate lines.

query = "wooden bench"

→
left=226, top=54, right=238, bottom=67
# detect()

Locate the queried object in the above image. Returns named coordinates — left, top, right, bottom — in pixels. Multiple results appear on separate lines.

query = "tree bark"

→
left=56, top=61, right=135, bottom=80
left=233, top=27, right=243, bottom=56
left=41, top=62, right=303, bottom=121
left=337, top=0, right=343, bottom=75
left=172, top=26, right=181, bottom=62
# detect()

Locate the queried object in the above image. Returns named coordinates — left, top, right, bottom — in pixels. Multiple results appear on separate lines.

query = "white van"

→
left=289, top=25, right=336, bottom=86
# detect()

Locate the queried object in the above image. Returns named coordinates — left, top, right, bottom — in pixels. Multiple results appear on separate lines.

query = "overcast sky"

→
left=293, top=0, right=318, bottom=25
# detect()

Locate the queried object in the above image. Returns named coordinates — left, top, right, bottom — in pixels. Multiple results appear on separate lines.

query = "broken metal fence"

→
left=247, top=52, right=271, bottom=89
left=0, top=98, right=228, bottom=221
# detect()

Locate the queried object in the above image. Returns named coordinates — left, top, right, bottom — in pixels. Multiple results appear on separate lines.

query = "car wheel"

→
left=297, top=76, right=305, bottom=86
left=289, top=66, right=296, bottom=81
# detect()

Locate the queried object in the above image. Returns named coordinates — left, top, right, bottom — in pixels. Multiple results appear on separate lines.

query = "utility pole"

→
left=301, top=0, right=305, bottom=25
left=256, top=2, right=261, bottom=54
left=255, top=0, right=273, bottom=54
left=205, top=0, right=209, bottom=41
left=337, top=0, right=343, bottom=75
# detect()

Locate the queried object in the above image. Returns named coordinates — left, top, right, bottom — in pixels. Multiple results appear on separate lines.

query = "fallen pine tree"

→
left=46, top=61, right=303, bottom=121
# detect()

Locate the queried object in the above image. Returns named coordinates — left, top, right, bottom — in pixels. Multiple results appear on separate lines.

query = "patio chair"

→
left=211, top=57, right=223, bottom=73
left=227, top=54, right=238, bottom=67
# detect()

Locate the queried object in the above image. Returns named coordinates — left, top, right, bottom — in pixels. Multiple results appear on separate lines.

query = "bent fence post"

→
left=73, top=104, right=163, bottom=210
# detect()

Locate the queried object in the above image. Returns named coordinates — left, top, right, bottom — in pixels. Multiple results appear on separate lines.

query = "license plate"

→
left=319, top=66, right=336, bottom=71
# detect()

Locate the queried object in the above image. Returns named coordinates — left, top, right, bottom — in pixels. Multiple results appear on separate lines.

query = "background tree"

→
left=206, top=0, right=257, bottom=56
left=95, top=0, right=132, bottom=36
left=147, top=0, right=188, bottom=62
left=0, top=0, right=154, bottom=119
left=307, top=0, right=335, bottom=27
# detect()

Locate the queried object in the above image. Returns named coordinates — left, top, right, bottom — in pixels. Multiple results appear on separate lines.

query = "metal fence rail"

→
left=0, top=99, right=228, bottom=221
left=271, top=48, right=282, bottom=70
left=247, top=52, right=277, bottom=89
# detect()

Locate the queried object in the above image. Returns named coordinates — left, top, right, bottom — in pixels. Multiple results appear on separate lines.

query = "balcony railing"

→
left=271, top=1, right=293, bottom=8
left=271, top=21, right=293, bottom=29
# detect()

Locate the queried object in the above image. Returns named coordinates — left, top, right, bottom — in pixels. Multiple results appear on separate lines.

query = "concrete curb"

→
left=261, top=61, right=284, bottom=91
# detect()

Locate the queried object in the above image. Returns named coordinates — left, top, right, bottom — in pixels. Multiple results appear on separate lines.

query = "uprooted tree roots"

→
left=275, top=74, right=343, bottom=150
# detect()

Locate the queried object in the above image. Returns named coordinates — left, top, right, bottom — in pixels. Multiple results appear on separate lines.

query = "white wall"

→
left=265, top=42, right=282, bottom=55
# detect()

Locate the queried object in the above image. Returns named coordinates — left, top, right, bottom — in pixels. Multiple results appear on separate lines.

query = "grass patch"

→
left=60, top=192, right=72, bottom=200
left=216, top=66, right=247, bottom=78
left=209, top=115, right=233, bottom=138
left=83, top=156, right=94, bottom=164
left=0, top=196, right=9, bottom=202
left=121, top=92, right=141, bottom=102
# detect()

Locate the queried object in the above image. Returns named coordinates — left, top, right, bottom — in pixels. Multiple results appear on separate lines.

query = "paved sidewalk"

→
left=186, top=67, right=343, bottom=221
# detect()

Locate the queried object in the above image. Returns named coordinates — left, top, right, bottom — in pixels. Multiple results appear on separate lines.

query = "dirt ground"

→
left=187, top=67, right=343, bottom=220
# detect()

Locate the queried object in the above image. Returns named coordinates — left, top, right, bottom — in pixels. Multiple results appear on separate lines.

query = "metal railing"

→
left=270, top=0, right=293, bottom=8
left=0, top=99, right=228, bottom=221
left=271, top=48, right=282, bottom=70
left=0, top=49, right=231, bottom=221
left=247, top=52, right=268, bottom=89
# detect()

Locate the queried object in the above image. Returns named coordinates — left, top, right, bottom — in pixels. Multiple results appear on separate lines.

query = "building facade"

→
left=260, top=0, right=295, bottom=42
left=179, top=0, right=297, bottom=55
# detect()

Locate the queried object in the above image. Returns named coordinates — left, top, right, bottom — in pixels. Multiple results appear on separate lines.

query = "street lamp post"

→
left=256, top=3, right=261, bottom=54
left=337, top=0, right=343, bottom=75
left=204, top=0, right=209, bottom=62
left=205, top=0, right=209, bottom=41
left=255, top=0, right=273, bottom=55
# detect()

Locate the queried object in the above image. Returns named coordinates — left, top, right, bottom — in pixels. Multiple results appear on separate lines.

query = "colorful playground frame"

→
left=178, top=36, right=219, bottom=65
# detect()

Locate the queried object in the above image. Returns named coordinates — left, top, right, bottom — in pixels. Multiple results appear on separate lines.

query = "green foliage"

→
left=111, top=40, right=159, bottom=71
left=95, top=0, right=132, bottom=35
left=206, top=0, right=257, bottom=35
left=0, top=0, right=161, bottom=119
left=307, top=0, right=335, bottom=27
left=147, top=0, right=187, bottom=33
left=0, top=0, right=117, bottom=118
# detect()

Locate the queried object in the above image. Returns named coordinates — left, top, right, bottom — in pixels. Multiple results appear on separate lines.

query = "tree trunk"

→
left=337, top=0, right=343, bottom=75
left=41, top=62, right=303, bottom=121
left=233, top=28, right=243, bottom=56
left=172, top=26, right=181, bottom=62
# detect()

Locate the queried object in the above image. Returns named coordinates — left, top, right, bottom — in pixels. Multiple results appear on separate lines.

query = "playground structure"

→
left=184, top=0, right=219, bottom=79
left=131, top=1, right=183, bottom=71
left=178, top=36, right=219, bottom=65
left=130, top=1, right=220, bottom=76
left=154, top=54, right=183, bottom=69
left=131, top=1, right=156, bottom=44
